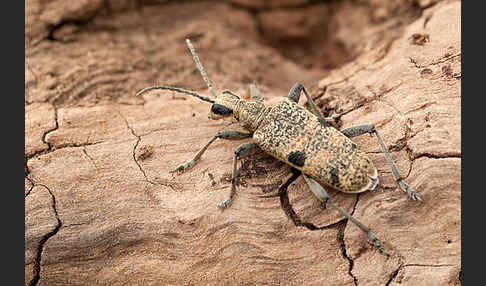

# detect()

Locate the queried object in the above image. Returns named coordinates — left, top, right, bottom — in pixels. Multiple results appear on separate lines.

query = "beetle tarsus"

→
left=218, top=198, right=232, bottom=209
left=323, top=104, right=342, bottom=121
left=368, top=232, right=388, bottom=255
left=170, top=160, right=195, bottom=173
left=399, top=180, right=423, bottom=202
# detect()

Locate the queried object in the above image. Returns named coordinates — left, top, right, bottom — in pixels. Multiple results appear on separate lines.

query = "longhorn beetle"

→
left=136, top=39, right=423, bottom=254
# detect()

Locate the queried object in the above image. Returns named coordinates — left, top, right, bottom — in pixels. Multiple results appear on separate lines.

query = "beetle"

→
left=136, top=39, right=422, bottom=254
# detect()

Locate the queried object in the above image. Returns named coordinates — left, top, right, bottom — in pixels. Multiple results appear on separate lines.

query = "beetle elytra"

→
left=136, top=39, right=423, bottom=254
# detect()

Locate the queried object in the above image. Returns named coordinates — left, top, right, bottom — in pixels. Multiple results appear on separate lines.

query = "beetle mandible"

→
left=136, top=39, right=423, bottom=254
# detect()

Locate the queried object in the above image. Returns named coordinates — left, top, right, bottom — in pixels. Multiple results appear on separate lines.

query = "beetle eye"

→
left=211, top=104, right=233, bottom=116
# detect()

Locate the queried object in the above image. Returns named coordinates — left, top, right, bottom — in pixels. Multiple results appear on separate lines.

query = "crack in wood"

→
left=337, top=221, right=359, bottom=286
left=25, top=104, right=59, bottom=176
left=409, top=52, right=461, bottom=69
left=117, top=110, right=156, bottom=186
left=27, top=184, right=63, bottom=286
left=278, top=168, right=361, bottom=285
left=385, top=263, right=458, bottom=285
left=385, top=264, right=402, bottom=286
left=412, top=152, right=461, bottom=161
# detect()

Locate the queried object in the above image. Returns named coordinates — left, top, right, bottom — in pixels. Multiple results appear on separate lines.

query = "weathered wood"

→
left=25, top=1, right=461, bottom=285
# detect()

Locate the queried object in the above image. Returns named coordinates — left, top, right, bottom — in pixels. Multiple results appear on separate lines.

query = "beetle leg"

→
left=287, top=83, right=302, bottom=103
left=302, top=174, right=387, bottom=255
left=340, top=124, right=423, bottom=202
left=323, top=103, right=342, bottom=122
left=287, top=83, right=338, bottom=126
left=302, top=174, right=330, bottom=207
left=278, top=169, right=322, bottom=230
left=250, top=82, right=263, bottom=102
left=171, top=130, right=252, bottom=173
left=218, top=142, right=259, bottom=209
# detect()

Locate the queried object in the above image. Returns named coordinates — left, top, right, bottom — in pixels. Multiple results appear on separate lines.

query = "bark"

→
left=25, top=1, right=461, bottom=285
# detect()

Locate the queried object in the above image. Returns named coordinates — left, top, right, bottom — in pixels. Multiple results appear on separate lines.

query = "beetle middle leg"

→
left=218, top=142, right=259, bottom=209
left=287, top=83, right=341, bottom=125
left=302, top=174, right=387, bottom=254
left=250, top=82, right=263, bottom=102
left=340, top=124, right=423, bottom=202
left=171, top=130, right=252, bottom=173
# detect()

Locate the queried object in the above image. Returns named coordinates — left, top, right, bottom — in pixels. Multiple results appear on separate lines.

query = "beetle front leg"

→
left=218, top=142, right=259, bottom=209
left=340, top=124, right=423, bottom=202
left=171, top=130, right=252, bottom=173
left=302, top=174, right=387, bottom=255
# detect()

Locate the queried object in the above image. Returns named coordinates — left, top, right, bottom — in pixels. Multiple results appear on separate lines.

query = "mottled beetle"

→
left=136, top=39, right=422, bottom=254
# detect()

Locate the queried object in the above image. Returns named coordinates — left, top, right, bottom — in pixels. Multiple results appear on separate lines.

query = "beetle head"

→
left=209, top=90, right=241, bottom=120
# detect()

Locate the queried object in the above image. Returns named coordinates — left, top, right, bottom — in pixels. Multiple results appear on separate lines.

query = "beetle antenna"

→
left=135, top=85, right=215, bottom=104
left=185, top=39, right=217, bottom=98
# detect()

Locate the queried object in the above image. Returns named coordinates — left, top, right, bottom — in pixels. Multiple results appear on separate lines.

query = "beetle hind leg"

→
left=340, top=124, right=423, bottom=202
left=303, top=174, right=387, bottom=255
left=278, top=168, right=323, bottom=230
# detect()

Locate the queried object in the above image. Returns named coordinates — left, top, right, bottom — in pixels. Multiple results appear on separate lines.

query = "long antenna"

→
left=135, top=39, right=218, bottom=103
left=135, top=85, right=215, bottom=104
left=185, top=39, right=217, bottom=98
